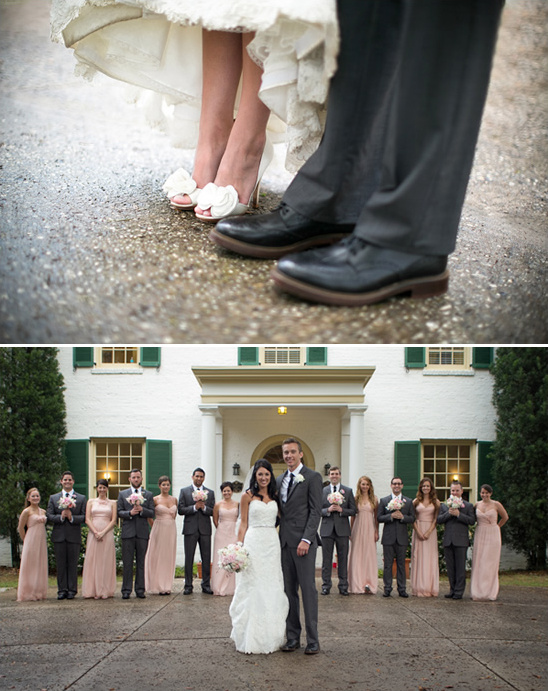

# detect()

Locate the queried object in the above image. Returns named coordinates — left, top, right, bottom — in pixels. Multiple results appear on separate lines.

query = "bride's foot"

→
left=195, top=135, right=272, bottom=222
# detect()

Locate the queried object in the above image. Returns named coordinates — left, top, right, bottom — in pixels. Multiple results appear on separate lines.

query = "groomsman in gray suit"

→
left=320, top=466, right=356, bottom=596
left=378, top=477, right=415, bottom=597
left=47, top=470, right=87, bottom=599
left=117, top=468, right=155, bottom=599
left=277, top=438, right=323, bottom=655
left=178, top=468, right=216, bottom=595
left=437, top=480, right=476, bottom=599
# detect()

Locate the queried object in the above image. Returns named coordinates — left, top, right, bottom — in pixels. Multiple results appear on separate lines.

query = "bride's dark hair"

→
left=248, top=459, right=278, bottom=504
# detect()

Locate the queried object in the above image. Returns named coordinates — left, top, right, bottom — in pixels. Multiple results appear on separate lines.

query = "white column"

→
left=199, top=405, right=221, bottom=490
left=347, top=405, right=367, bottom=485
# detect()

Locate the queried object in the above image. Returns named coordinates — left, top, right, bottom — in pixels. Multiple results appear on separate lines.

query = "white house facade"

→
left=2, top=345, right=524, bottom=569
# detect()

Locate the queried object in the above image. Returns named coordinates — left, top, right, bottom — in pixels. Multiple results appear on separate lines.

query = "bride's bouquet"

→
left=218, top=542, right=250, bottom=573
left=446, top=496, right=464, bottom=509
left=192, top=489, right=209, bottom=502
left=58, top=495, right=76, bottom=510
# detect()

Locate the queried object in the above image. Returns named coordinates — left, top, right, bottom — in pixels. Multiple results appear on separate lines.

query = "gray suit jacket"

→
left=178, top=485, right=215, bottom=535
left=277, top=466, right=323, bottom=548
left=437, top=501, right=476, bottom=546
left=117, top=488, right=154, bottom=539
left=378, top=494, right=415, bottom=546
left=320, top=484, right=356, bottom=537
left=47, top=491, right=87, bottom=543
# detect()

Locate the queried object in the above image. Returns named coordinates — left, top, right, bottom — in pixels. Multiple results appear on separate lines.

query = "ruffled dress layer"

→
left=17, top=512, right=48, bottom=602
left=211, top=504, right=238, bottom=596
left=50, top=0, right=339, bottom=172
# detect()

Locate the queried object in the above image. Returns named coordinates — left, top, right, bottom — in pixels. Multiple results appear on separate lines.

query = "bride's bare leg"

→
left=172, top=30, right=241, bottom=206
left=197, top=33, right=270, bottom=214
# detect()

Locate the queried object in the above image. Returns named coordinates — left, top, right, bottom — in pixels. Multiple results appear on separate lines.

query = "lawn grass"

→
left=1, top=567, right=547, bottom=590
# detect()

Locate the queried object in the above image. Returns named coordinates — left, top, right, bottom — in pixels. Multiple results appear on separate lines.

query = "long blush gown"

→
left=145, top=503, right=177, bottom=594
left=470, top=508, right=501, bottom=601
left=229, top=500, right=288, bottom=654
left=17, top=512, right=48, bottom=602
left=348, top=501, right=378, bottom=594
left=82, top=500, right=116, bottom=599
left=50, top=0, right=338, bottom=172
left=410, top=503, right=439, bottom=597
left=211, top=504, right=238, bottom=596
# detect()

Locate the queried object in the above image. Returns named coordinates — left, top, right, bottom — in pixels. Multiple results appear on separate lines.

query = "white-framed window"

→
left=425, top=347, right=470, bottom=370
left=93, top=439, right=144, bottom=499
left=261, top=346, right=305, bottom=366
left=422, top=441, right=474, bottom=501
left=95, top=346, right=139, bottom=369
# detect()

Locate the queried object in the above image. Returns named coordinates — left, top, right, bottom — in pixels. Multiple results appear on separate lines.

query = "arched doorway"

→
left=251, top=435, right=316, bottom=480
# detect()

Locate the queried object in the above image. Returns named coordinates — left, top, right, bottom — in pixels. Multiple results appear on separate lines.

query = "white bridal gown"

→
left=50, top=0, right=339, bottom=171
left=229, top=499, right=288, bottom=654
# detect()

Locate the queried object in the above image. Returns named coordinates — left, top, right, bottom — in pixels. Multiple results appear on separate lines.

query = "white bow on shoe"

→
left=163, top=168, right=201, bottom=209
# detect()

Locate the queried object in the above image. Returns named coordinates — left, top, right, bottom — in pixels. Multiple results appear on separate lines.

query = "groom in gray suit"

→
left=277, top=438, right=323, bottom=655
left=378, top=477, right=415, bottom=597
left=437, top=480, right=476, bottom=599
left=117, top=468, right=155, bottom=599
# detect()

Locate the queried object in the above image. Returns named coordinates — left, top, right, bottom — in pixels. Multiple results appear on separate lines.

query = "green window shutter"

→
left=146, top=440, right=172, bottom=495
left=64, top=440, right=89, bottom=496
left=306, top=347, right=327, bottom=366
left=405, top=347, right=425, bottom=369
left=394, top=441, right=421, bottom=499
left=472, top=348, right=494, bottom=369
left=73, top=347, right=94, bottom=368
left=140, top=347, right=161, bottom=367
left=238, top=347, right=260, bottom=366
left=477, top=441, right=495, bottom=499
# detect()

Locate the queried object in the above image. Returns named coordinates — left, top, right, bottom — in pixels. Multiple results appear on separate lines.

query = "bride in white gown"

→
left=229, top=459, right=288, bottom=654
left=50, top=0, right=339, bottom=220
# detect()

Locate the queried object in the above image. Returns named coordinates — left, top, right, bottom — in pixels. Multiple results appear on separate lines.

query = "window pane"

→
left=108, top=443, right=119, bottom=456
left=132, top=443, right=142, bottom=456
left=423, top=445, right=434, bottom=458
left=424, top=460, right=434, bottom=473
left=447, top=445, right=459, bottom=458
left=436, top=459, right=446, bottom=473
left=435, top=446, right=446, bottom=459
left=102, top=349, right=113, bottom=363
left=120, top=443, right=130, bottom=456
left=459, top=445, right=470, bottom=458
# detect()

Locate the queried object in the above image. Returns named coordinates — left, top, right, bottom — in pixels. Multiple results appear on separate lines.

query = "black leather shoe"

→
left=201, top=586, right=213, bottom=595
left=304, top=643, right=320, bottom=655
left=122, top=593, right=130, bottom=599
left=444, top=592, right=455, bottom=599
left=452, top=594, right=463, bottom=600
left=66, top=593, right=75, bottom=600
left=57, top=593, right=67, bottom=600
left=272, top=237, right=449, bottom=306
left=210, top=203, right=354, bottom=259
left=339, top=590, right=349, bottom=596
left=281, top=639, right=301, bottom=652
left=399, top=592, right=409, bottom=598
left=183, top=586, right=193, bottom=595
left=321, top=587, right=330, bottom=595
left=383, top=591, right=391, bottom=598
left=136, top=592, right=146, bottom=599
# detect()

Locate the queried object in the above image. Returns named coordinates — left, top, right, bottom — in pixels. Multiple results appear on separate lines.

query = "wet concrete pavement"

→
left=0, top=0, right=547, bottom=344
left=1, top=577, right=547, bottom=691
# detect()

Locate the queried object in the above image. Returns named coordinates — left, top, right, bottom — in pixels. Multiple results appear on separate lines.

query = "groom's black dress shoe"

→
left=122, top=593, right=130, bottom=599
left=383, top=591, right=391, bottom=597
left=304, top=643, right=320, bottom=655
left=183, top=586, right=193, bottom=595
left=281, top=639, right=301, bottom=652
left=272, top=237, right=449, bottom=306
left=444, top=592, right=455, bottom=599
left=321, top=587, right=330, bottom=595
left=210, top=204, right=354, bottom=259
left=398, top=592, right=409, bottom=598
left=201, top=586, right=214, bottom=595
left=57, top=592, right=67, bottom=600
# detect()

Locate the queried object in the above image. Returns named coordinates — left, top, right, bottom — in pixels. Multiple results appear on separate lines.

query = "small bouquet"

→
left=327, top=491, right=345, bottom=506
left=128, top=492, right=144, bottom=506
left=58, top=495, right=76, bottom=510
left=446, top=496, right=464, bottom=510
left=218, top=542, right=250, bottom=573
left=192, top=489, right=209, bottom=502
left=386, top=496, right=405, bottom=512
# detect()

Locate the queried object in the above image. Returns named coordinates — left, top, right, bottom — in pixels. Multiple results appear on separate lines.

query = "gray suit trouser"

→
left=322, top=534, right=349, bottom=590
left=383, top=543, right=407, bottom=594
left=54, top=541, right=80, bottom=596
left=282, top=543, right=319, bottom=646
left=284, top=0, right=504, bottom=256
left=444, top=544, right=468, bottom=596
left=122, top=536, right=148, bottom=595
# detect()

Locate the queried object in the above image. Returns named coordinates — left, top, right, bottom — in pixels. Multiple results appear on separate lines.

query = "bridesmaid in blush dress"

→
left=411, top=478, right=440, bottom=597
left=17, top=488, right=48, bottom=602
left=348, top=476, right=379, bottom=594
left=145, top=476, right=178, bottom=595
left=470, top=484, right=508, bottom=601
left=211, top=482, right=239, bottom=596
left=82, top=479, right=117, bottom=599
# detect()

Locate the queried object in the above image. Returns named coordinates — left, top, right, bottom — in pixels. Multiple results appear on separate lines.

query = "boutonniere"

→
left=294, top=474, right=305, bottom=484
